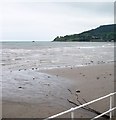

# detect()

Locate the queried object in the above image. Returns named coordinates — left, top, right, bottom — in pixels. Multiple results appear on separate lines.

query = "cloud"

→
left=1, top=2, right=114, bottom=41
left=1, top=0, right=115, bottom=2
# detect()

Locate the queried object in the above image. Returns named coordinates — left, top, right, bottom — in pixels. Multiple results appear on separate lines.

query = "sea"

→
left=1, top=41, right=115, bottom=70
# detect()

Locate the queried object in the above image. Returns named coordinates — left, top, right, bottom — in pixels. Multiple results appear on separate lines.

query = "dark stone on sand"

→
left=76, top=90, right=80, bottom=93
left=109, top=74, right=112, bottom=76
left=97, top=77, right=100, bottom=79
left=18, top=87, right=22, bottom=89
left=2, top=64, right=6, bottom=66
left=48, top=76, right=50, bottom=78
left=32, top=68, right=34, bottom=70
left=33, top=77, right=35, bottom=80
left=90, top=61, right=94, bottom=63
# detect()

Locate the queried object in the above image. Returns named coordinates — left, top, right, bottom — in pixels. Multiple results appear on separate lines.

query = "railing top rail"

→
left=91, top=107, right=116, bottom=120
left=45, top=92, right=116, bottom=120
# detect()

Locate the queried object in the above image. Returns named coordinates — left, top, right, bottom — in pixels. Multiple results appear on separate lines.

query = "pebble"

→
left=76, top=90, right=80, bottom=93
left=18, top=87, right=22, bottom=89
left=32, top=68, right=34, bottom=70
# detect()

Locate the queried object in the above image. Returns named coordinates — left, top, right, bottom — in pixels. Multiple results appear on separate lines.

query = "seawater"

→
left=1, top=41, right=114, bottom=70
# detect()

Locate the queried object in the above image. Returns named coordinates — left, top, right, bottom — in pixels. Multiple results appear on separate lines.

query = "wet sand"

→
left=41, top=63, right=114, bottom=112
left=2, top=63, right=114, bottom=118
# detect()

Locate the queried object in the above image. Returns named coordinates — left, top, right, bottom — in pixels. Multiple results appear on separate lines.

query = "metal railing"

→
left=44, top=92, right=116, bottom=120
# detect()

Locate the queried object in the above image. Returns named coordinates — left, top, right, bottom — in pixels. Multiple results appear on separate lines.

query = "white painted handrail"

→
left=44, top=92, right=116, bottom=120
left=91, top=107, right=116, bottom=120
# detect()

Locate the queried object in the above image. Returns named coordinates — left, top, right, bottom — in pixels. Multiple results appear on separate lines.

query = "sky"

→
left=0, top=0, right=115, bottom=41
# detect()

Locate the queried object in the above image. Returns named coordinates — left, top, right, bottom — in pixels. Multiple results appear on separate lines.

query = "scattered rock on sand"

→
left=76, top=90, right=80, bottom=93
left=90, top=61, right=94, bottom=63
left=32, top=68, right=34, bottom=70
left=18, top=87, right=23, bottom=89
left=48, top=76, right=50, bottom=78
left=96, top=77, right=100, bottom=79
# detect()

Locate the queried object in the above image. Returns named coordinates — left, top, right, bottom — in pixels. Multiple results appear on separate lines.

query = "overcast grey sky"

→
left=0, top=1, right=114, bottom=41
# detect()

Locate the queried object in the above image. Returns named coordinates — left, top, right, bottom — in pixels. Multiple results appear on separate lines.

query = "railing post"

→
left=110, top=95, right=112, bottom=119
left=71, top=111, right=74, bottom=120
left=44, top=92, right=116, bottom=120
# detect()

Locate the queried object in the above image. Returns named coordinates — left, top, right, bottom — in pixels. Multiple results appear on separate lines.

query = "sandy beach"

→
left=2, top=63, right=114, bottom=118
left=41, top=63, right=114, bottom=113
left=1, top=42, right=114, bottom=118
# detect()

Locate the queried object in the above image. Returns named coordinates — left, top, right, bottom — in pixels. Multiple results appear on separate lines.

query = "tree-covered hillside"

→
left=53, top=24, right=116, bottom=42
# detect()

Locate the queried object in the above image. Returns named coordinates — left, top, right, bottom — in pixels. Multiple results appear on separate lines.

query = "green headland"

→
left=53, top=24, right=116, bottom=42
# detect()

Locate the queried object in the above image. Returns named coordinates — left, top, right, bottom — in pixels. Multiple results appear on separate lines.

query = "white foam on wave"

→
left=2, top=42, right=114, bottom=71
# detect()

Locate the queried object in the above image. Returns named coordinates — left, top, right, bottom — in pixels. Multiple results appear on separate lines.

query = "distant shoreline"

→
left=53, top=24, right=115, bottom=42
left=52, top=40, right=114, bottom=42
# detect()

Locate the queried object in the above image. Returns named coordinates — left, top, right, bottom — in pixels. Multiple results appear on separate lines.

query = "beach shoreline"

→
left=2, top=63, right=114, bottom=118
